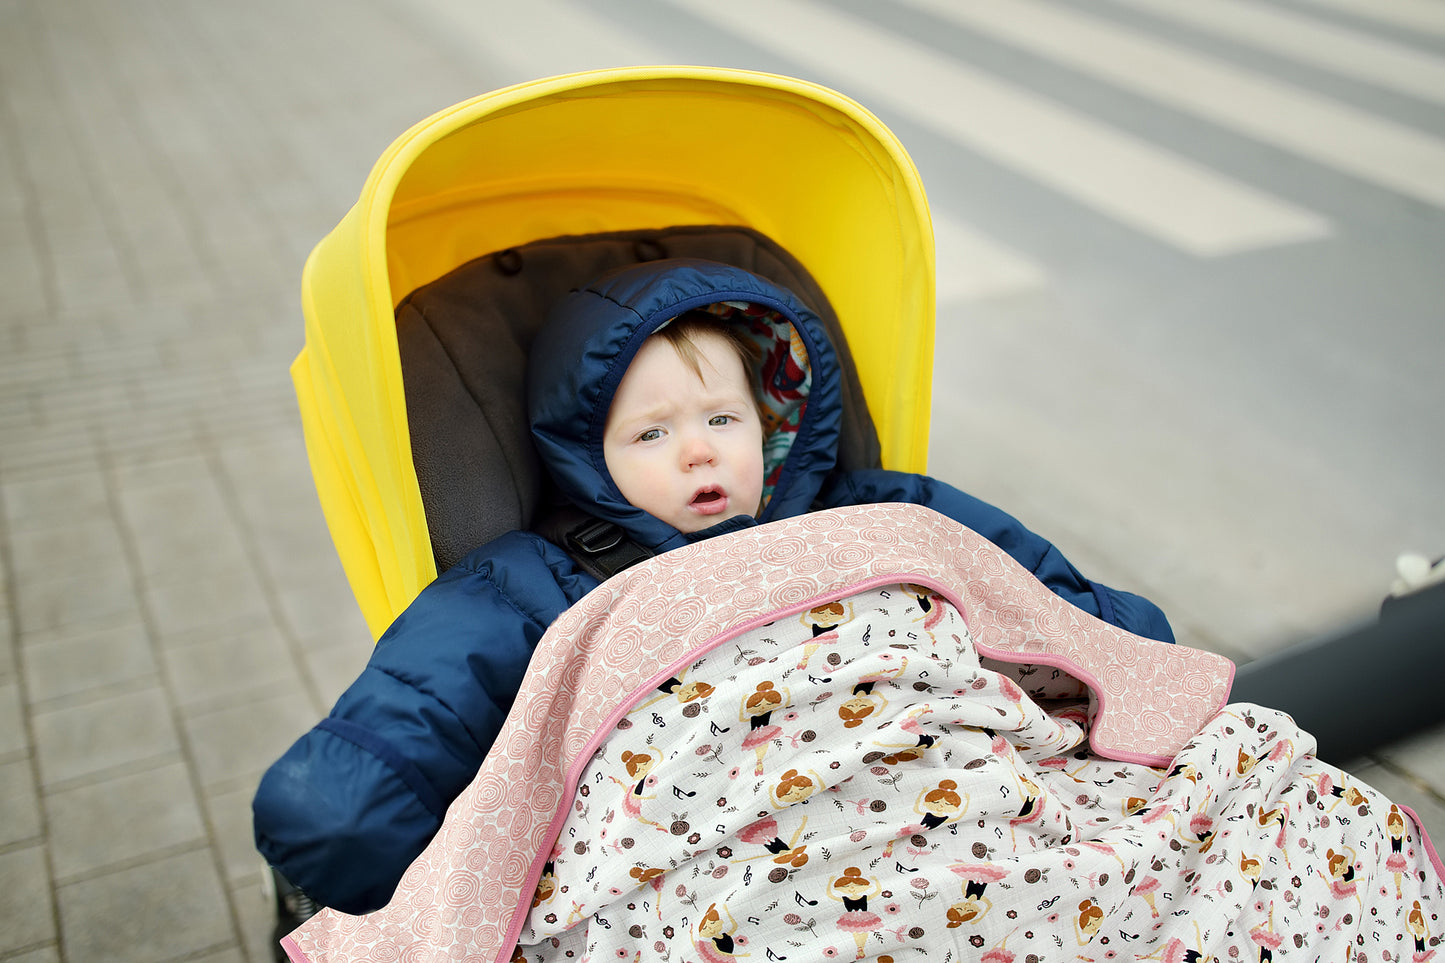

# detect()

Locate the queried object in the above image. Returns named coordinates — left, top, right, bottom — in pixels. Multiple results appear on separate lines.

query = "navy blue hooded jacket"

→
left=253, top=259, right=1172, bottom=914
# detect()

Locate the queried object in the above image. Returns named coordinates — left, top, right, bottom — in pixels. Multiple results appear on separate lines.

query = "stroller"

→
left=279, top=67, right=1444, bottom=963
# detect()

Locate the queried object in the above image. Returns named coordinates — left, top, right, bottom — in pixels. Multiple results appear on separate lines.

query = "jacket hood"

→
left=528, top=258, right=843, bottom=554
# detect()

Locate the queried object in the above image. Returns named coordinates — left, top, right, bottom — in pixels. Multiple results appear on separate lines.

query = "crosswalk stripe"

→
left=900, top=0, right=1445, bottom=210
left=932, top=213, right=1047, bottom=304
left=1292, top=0, right=1445, bottom=38
left=350, top=0, right=1056, bottom=302
left=673, top=0, right=1330, bottom=257
left=1109, top=0, right=1445, bottom=108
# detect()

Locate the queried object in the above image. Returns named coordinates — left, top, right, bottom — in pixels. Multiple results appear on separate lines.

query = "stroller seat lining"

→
left=395, top=225, right=881, bottom=572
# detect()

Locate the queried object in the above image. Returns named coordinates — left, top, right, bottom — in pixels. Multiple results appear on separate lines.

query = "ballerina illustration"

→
left=1311, top=770, right=1367, bottom=813
left=769, top=768, right=821, bottom=809
left=1248, top=904, right=1282, bottom=962
left=1324, top=844, right=1363, bottom=925
left=852, top=651, right=909, bottom=696
left=628, top=865, right=666, bottom=920
left=1238, top=852, right=1262, bottom=891
left=837, top=688, right=887, bottom=730
left=796, top=599, right=853, bottom=669
left=945, top=862, right=1008, bottom=926
left=609, top=746, right=667, bottom=832
left=873, top=704, right=938, bottom=765
left=1407, top=898, right=1434, bottom=962
left=1132, top=874, right=1162, bottom=918
left=1387, top=805, right=1409, bottom=900
left=696, top=902, right=750, bottom=963
left=1255, top=801, right=1291, bottom=867
left=915, top=778, right=970, bottom=830
left=637, top=668, right=715, bottom=712
left=735, top=813, right=810, bottom=869
left=1074, top=897, right=1105, bottom=945
left=1177, top=790, right=1218, bottom=853
left=740, top=680, right=788, bottom=775
left=902, top=582, right=948, bottom=633
left=827, top=866, right=883, bottom=959
left=1007, top=773, right=1047, bottom=846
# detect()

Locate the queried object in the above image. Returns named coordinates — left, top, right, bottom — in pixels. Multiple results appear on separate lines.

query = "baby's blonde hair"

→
left=655, top=312, right=758, bottom=394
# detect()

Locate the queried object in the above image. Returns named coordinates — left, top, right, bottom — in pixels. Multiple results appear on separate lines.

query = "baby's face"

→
left=603, top=330, right=764, bottom=534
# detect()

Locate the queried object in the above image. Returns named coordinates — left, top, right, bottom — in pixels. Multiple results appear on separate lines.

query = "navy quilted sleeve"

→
left=819, top=469, right=1174, bottom=644
left=252, top=531, right=596, bottom=914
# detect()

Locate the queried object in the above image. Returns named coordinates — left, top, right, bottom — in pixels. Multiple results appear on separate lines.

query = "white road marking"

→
left=674, top=0, right=1330, bottom=256
left=932, top=213, right=1047, bottom=303
left=900, top=0, right=1445, bottom=209
left=1110, top=0, right=1445, bottom=108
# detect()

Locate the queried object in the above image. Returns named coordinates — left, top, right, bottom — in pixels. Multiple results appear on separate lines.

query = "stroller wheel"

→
left=270, top=866, right=323, bottom=960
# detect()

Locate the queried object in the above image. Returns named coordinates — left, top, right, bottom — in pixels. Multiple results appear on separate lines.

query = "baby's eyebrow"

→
left=699, top=389, right=754, bottom=408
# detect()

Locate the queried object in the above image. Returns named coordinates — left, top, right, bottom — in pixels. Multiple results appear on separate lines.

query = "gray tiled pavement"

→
left=2, top=1, right=1442, bottom=961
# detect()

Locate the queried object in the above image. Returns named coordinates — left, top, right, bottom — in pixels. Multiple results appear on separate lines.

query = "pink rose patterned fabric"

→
left=283, top=504, right=1445, bottom=963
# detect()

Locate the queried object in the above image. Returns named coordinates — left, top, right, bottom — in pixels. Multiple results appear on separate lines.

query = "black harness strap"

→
left=536, top=503, right=654, bottom=582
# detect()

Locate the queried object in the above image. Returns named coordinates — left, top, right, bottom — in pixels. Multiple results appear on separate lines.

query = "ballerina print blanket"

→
left=284, top=504, right=1444, bottom=963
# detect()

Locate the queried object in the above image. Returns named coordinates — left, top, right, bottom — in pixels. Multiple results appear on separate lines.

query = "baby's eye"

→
left=637, top=428, right=663, bottom=442
left=708, top=414, right=733, bottom=427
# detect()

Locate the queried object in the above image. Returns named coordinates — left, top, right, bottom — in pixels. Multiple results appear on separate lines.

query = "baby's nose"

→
left=681, top=434, right=716, bottom=467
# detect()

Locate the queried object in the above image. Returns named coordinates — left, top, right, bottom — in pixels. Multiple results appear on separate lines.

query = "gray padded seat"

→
left=395, top=225, right=881, bottom=572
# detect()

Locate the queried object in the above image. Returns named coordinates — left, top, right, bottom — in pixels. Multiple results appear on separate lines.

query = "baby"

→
left=255, top=257, right=1173, bottom=916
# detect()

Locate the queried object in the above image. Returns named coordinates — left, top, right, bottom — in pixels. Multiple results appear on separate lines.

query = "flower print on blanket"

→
left=517, top=583, right=1445, bottom=963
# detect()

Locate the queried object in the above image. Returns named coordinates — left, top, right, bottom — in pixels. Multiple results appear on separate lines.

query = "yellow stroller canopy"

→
left=294, top=66, right=937, bottom=638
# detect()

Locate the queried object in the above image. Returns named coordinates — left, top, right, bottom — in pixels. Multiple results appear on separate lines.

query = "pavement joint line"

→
left=97, top=440, right=252, bottom=958
left=49, top=838, right=213, bottom=890
left=33, top=750, right=185, bottom=797
left=0, top=405, right=64, bottom=959
left=24, top=674, right=167, bottom=718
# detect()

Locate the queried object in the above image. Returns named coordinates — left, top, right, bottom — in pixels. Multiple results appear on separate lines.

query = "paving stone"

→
left=0, top=237, right=49, bottom=318
left=20, top=620, right=156, bottom=704
left=45, top=761, right=206, bottom=881
left=49, top=232, right=136, bottom=315
left=0, top=680, right=24, bottom=757
left=205, top=781, right=269, bottom=886
left=301, top=633, right=374, bottom=711
left=0, top=757, right=42, bottom=847
left=275, top=571, right=372, bottom=643
left=233, top=873, right=283, bottom=963
left=0, top=945, right=61, bottom=963
left=144, top=569, right=274, bottom=642
left=6, top=517, right=129, bottom=582
left=182, top=684, right=316, bottom=791
left=118, top=481, right=253, bottom=587
left=1, top=470, right=112, bottom=533
left=0, top=620, right=15, bottom=688
left=1373, top=722, right=1445, bottom=795
left=0, top=845, right=56, bottom=953
left=56, top=848, right=234, bottom=963
left=254, top=521, right=346, bottom=592
left=30, top=686, right=179, bottom=787
left=13, top=564, right=141, bottom=637
left=110, top=451, right=212, bottom=492
left=162, top=623, right=296, bottom=711
left=191, top=947, right=249, bottom=963
left=0, top=425, right=101, bottom=478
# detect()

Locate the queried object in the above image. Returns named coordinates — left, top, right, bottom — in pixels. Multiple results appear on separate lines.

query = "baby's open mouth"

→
left=689, top=487, right=728, bottom=515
